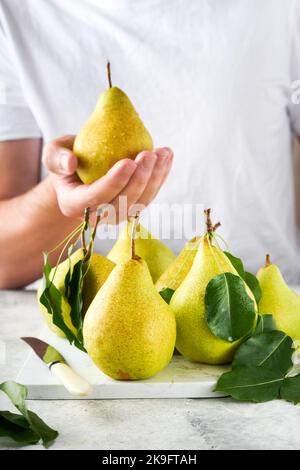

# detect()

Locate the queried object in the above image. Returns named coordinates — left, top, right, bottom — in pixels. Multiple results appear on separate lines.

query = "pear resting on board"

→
left=83, top=216, right=176, bottom=380
left=74, top=62, right=153, bottom=184
left=170, top=209, right=257, bottom=365
left=257, top=254, right=300, bottom=340
left=38, top=249, right=115, bottom=337
left=108, top=220, right=176, bottom=282
left=155, top=236, right=200, bottom=292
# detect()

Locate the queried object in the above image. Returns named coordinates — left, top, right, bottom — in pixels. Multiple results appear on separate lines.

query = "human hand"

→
left=42, top=135, right=173, bottom=223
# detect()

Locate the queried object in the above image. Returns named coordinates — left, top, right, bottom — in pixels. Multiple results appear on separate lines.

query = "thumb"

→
left=42, top=135, right=78, bottom=176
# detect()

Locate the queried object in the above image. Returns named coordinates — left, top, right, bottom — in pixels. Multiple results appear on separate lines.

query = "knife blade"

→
left=21, top=337, right=92, bottom=396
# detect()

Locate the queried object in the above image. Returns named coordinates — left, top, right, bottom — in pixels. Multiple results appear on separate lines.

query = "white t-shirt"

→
left=0, top=0, right=300, bottom=283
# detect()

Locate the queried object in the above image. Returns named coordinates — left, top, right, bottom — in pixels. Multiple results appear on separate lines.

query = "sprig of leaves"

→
left=215, top=315, right=300, bottom=403
left=40, top=253, right=86, bottom=352
left=39, top=219, right=92, bottom=352
left=0, top=381, right=58, bottom=447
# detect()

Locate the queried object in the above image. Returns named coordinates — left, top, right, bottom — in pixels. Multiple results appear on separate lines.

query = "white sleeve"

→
left=289, top=0, right=300, bottom=137
left=0, top=23, right=42, bottom=141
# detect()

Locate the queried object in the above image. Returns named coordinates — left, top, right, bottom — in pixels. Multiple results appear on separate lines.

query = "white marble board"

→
left=16, top=328, right=228, bottom=400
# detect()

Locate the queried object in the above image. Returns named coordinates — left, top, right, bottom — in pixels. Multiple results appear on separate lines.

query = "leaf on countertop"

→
left=215, top=366, right=284, bottom=402
left=232, top=331, right=293, bottom=376
left=205, top=273, right=256, bottom=342
left=0, top=381, right=58, bottom=447
left=280, top=375, right=300, bottom=405
left=159, top=288, right=175, bottom=304
left=253, top=314, right=276, bottom=336
left=0, top=413, right=39, bottom=444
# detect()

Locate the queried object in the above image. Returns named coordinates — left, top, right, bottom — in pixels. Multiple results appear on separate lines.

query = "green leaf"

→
left=253, top=314, right=276, bottom=335
left=159, top=288, right=175, bottom=304
left=67, top=260, right=85, bottom=343
left=223, top=252, right=262, bottom=304
left=205, top=273, right=256, bottom=342
left=0, top=410, right=30, bottom=429
left=233, top=331, right=293, bottom=375
left=224, top=252, right=245, bottom=278
left=215, top=366, right=283, bottom=402
left=0, top=381, right=58, bottom=447
left=244, top=272, right=262, bottom=304
left=64, top=244, right=75, bottom=299
left=0, top=413, right=39, bottom=444
left=280, top=376, right=300, bottom=405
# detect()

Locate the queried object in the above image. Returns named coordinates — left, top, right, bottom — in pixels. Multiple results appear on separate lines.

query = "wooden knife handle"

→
left=50, top=362, right=92, bottom=396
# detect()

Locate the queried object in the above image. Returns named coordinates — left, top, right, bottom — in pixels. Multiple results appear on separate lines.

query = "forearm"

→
left=0, top=177, right=78, bottom=289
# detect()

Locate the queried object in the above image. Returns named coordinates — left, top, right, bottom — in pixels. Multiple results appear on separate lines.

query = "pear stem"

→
left=81, top=207, right=90, bottom=255
left=204, top=208, right=221, bottom=234
left=265, top=254, right=271, bottom=267
left=107, top=61, right=112, bottom=88
left=85, top=206, right=106, bottom=261
left=130, top=212, right=140, bottom=260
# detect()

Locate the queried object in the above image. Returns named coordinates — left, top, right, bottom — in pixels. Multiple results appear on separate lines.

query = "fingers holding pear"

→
left=137, top=147, right=173, bottom=207
left=110, top=150, right=157, bottom=210
left=51, top=158, right=137, bottom=218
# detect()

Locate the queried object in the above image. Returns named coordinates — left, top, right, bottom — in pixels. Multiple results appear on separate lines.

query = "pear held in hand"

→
left=257, top=254, right=300, bottom=340
left=38, top=249, right=115, bottom=337
left=170, top=209, right=257, bottom=364
left=74, top=62, right=153, bottom=183
left=108, top=220, right=176, bottom=282
left=155, top=236, right=200, bottom=292
left=83, top=216, right=176, bottom=380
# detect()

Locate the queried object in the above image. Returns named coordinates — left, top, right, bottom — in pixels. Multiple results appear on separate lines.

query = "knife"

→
left=21, top=337, right=92, bottom=396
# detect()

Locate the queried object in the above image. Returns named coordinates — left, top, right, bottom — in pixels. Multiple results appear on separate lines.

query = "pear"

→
left=155, top=236, right=200, bottom=292
left=83, top=219, right=176, bottom=380
left=82, top=252, right=115, bottom=314
left=38, top=249, right=115, bottom=337
left=73, top=63, right=153, bottom=184
left=257, top=255, right=300, bottom=340
left=170, top=211, right=257, bottom=364
left=108, top=221, right=176, bottom=282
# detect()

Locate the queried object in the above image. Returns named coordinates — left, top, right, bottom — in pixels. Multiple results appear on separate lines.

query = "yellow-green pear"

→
left=257, top=255, right=300, bottom=340
left=73, top=64, right=153, bottom=184
left=108, top=221, right=176, bottom=282
left=155, top=236, right=200, bottom=292
left=83, top=257, right=176, bottom=380
left=170, top=211, right=257, bottom=364
left=82, top=252, right=115, bottom=314
left=38, top=249, right=115, bottom=337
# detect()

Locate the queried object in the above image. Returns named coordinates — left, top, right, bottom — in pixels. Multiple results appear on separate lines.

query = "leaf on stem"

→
left=205, top=273, right=256, bottom=342
left=159, top=288, right=175, bottom=304
left=243, top=272, right=262, bottom=304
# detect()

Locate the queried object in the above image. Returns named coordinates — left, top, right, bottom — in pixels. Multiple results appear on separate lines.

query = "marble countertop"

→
left=1, top=289, right=300, bottom=450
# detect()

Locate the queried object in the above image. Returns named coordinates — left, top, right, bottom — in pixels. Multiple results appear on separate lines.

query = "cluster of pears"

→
left=39, top=61, right=300, bottom=377
left=257, top=255, right=300, bottom=340
left=73, top=62, right=153, bottom=184
left=38, top=215, right=177, bottom=380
